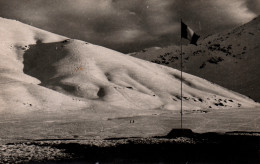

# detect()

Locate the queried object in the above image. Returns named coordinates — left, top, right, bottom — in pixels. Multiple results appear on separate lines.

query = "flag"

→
left=181, top=21, right=200, bottom=45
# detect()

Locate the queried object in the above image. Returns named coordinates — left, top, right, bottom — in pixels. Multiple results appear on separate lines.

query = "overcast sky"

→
left=0, top=0, right=259, bottom=53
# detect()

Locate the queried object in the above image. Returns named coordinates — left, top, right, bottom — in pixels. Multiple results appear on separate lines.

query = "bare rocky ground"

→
left=0, top=130, right=259, bottom=163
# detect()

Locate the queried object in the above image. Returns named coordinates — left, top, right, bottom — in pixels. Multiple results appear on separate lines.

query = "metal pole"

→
left=180, top=19, right=183, bottom=129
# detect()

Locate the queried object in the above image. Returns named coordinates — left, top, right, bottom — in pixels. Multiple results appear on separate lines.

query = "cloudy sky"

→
left=0, top=0, right=259, bottom=53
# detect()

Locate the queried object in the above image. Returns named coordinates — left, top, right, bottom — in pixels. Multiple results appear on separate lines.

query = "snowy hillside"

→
left=132, top=16, right=260, bottom=102
left=0, top=17, right=258, bottom=114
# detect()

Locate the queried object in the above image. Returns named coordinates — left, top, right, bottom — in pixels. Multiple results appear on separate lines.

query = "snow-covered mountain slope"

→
left=0, top=17, right=258, bottom=114
left=132, top=16, right=260, bottom=102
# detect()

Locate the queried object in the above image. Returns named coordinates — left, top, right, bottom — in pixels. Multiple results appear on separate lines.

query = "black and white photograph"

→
left=0, top=0, right=259, bottom=163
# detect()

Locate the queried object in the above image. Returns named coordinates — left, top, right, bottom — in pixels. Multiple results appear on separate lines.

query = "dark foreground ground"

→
left=0, top=108, right=259, bottom=163
left=0, top=129, right=259, bottom=164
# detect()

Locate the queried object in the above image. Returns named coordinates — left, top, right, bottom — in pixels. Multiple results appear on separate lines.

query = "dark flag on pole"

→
left=179, top=20, right=200, bottom=129
left=181, top=21, right=200, bottom=45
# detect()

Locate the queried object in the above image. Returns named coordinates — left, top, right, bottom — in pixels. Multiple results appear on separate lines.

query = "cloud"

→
left=168, top=0, right=256, bottom=33
left=245, top=0, right=260, bottom=14
left=0, top=0, right=258, bottom=52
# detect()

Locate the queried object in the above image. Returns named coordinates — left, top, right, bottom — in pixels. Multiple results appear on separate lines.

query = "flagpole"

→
left=180, top=19, right=183, bottom=129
